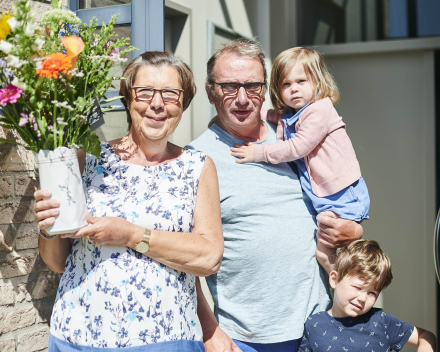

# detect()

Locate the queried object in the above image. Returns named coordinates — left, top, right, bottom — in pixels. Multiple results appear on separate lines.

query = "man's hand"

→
left=230, top=142, right=255, bottom=163
left=316, top=211, right=363, bottom=248
left=204, top=326, right=242, bottom=352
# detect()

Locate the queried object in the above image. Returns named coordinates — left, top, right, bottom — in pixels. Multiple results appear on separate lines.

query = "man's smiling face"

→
left=207, top=53, right=265, bottom=133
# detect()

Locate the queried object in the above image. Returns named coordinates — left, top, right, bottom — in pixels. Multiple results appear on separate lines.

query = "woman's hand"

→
left=34, top=189, right=73, bottom=273
left=62, top=213, right=142, bottom=248
left=316, top=210, right=363, bottom=248
left=204, top=327, right=242, bottom=352
left=34, top=189, right=60, bottom=231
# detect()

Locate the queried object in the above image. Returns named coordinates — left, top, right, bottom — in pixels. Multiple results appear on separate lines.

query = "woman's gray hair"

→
left=120, top=51, right=196, bottom=130
left=206, top=38, right=267, bottom=94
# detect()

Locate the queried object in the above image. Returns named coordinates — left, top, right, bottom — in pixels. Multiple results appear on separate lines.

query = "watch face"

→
left=135, top=242, right=149, bottom=253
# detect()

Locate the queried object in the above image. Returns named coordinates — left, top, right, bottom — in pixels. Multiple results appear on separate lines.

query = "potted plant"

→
left=0, top=0, right=136, bottom=235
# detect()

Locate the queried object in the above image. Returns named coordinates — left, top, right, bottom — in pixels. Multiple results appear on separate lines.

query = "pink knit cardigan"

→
left=254, top=98, right=361, bottom=197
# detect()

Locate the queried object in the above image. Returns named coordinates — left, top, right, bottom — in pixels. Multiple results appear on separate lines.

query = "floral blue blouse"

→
left=50, top=142, right=207, bottom=349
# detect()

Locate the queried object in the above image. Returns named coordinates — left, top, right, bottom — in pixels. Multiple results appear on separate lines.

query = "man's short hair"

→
left=206, top=38, right=267, bottom=94
left=334, top=239, right=393, bottom=292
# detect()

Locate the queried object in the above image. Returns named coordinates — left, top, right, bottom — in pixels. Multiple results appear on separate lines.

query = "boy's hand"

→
left=230, top=143, right=255, bottom=163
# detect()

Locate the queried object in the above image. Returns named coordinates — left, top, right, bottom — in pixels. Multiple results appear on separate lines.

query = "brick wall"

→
left=0, top=1, right=67, bottom=351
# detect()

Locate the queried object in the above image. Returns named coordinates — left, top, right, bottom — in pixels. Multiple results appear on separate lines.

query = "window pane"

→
left=78, top=0, right=131, bottom=9
left=297, top=0, right=440, bottom=46
left=99, top=24, right=132, bottom=91
left=96, top=110, right=128, bottom=141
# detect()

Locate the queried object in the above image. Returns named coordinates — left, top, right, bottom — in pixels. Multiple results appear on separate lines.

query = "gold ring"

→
left=87, top=236, right=90, bottom=240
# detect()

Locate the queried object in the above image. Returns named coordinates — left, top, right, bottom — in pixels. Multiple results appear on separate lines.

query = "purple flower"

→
left=33, top=123, right=38, bottom=131
left=18, top=113, right=29, bottom=127
left=91, top=38, right=99, bottom=47
left=105, top=41, right=120, bottom=57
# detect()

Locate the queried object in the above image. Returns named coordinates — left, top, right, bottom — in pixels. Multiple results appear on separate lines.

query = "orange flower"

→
left=62, top=35, right=84, bottom=67
left=36, top=53, right=72, bottom=79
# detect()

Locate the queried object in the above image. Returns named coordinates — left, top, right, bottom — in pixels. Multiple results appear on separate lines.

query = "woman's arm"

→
left=69, top=156, right=224, bottom=277
left=35, top=150, right=86, bottom=273
left=196, top=278, right=242, bottom=352
left=406, top=327, right=436, bottom=351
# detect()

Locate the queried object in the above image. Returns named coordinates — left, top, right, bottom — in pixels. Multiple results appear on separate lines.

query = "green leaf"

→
left=101, top=105, right=122, bottom=113
left=43, top=135, right=54, bottom=150
left=52, top=0, right=59, bottom=9
left=101, top=95, right=123, bottom=103
left=79, top=131, right=101, bottom=158
left=76, top=97, right=87, bottom=108
left=0, top=138, right=29, bottom=148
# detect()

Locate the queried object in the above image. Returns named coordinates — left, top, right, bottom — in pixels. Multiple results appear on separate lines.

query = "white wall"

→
left=320, top=47, right=437, bottom=348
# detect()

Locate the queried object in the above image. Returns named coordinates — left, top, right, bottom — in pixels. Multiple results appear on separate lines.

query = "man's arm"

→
left=316, top=211, right=363, bottom=248
left=196, top=278, right=242, bottom=352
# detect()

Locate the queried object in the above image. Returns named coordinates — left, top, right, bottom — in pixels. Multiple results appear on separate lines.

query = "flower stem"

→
left=53, top=84, right=57, bottom=149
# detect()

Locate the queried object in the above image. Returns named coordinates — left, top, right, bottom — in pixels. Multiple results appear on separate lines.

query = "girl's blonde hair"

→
left=270, top=47, right=340, bottom=114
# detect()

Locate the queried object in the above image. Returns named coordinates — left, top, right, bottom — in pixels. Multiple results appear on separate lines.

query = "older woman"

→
left=34, top=51, right=223, bottom=351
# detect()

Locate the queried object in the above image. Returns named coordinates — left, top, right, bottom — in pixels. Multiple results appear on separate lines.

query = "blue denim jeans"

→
left=233, top=338, right=300, bottom=352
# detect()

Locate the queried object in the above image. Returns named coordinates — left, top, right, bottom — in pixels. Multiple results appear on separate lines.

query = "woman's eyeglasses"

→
left=132, top=87, right=184, bottom=103
left=213, top=82, right=266, bottom=96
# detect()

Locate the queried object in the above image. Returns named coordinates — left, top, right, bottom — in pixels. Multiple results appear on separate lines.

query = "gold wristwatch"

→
left=135, top=228, right=152, bottom=253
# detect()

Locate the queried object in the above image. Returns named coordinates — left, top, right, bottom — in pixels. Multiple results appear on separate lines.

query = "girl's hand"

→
left=61, top=212, right=142, bottom=248
left=34, top=189, right=60, bottom=231
left=230, top=142, right=255, bottom=163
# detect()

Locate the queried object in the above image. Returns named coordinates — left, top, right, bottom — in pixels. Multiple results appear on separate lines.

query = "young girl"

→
left=230, top=47, right=370, bottom=273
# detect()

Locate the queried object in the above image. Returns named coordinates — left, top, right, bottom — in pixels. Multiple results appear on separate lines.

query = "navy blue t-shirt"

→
left=298, top=308, right=414, bottom=352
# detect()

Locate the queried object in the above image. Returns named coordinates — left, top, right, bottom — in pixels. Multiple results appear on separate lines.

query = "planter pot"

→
left=37, top=147, right=87, bottom=235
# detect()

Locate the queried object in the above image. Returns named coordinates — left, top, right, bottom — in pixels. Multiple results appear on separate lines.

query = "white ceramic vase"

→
left=37, top=147, right=87, bottom=235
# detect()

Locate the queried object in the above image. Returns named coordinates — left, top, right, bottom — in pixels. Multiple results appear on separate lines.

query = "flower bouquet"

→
left=0, top=0, right=136, bottom=235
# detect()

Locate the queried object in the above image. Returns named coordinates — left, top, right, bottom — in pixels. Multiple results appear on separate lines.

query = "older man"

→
left=188, top=39, right=362, bottom=352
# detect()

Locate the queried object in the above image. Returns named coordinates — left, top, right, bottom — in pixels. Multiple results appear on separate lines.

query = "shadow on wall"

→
left=0, top=131, right=61, bottom=350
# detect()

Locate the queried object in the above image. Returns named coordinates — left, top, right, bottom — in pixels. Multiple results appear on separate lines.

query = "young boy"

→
left=299, top=240, right=436, bottom=352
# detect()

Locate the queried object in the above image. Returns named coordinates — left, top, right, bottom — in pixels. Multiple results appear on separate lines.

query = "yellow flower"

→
left=0, top=12, right=13, bottom=41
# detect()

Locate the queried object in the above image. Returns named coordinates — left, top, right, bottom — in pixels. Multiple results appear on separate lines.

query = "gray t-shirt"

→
left=187, top=121, right=330, bottom=343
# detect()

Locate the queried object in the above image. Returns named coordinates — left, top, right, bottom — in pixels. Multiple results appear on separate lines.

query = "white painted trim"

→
left=311, top=36, right=440, bottom=56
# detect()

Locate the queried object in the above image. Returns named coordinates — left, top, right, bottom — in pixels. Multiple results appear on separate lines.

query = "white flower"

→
left=7, top=17, right=20, bottom=31
left=31, top=37, right=45, bottom=52
left=6, top=55, right=26, bottom=68
left=24, top=22, right=36, bottom=37
left=6, top=55, right=19, bottom=68
left=0, top=40, right=13, bottom=54
left=11, top=77, right=26, bottom=90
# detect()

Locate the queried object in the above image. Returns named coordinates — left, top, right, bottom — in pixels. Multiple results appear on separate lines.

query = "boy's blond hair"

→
left=334, top=240, right=393, bottom=292
left=270, top=47, right=340, bottom=114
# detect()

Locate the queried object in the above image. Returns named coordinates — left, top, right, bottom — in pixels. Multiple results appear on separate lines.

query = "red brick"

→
left=16, top=282, right=32, bottom=303
left=36, top=254, right=51, bottom=272
left=0, top=255, right=37, bottom=279
left=0, top=285, right=14, bottom=306
left=16, top=225, right=39, bottom=250
left=0, top=176, right=12, bottom=198
left=0, top=201, right=35, bottom=224
left=0, top=306, right=35, bottom=334
left=0, top=339, right=16, bottom=352
left=0, top=229, right=12, bottom=252
left=34, top=296, right=56, bottom=323
left=31, top=274, right=59, bottom=300
left=15, top=175, right=39, bottom=197
left=17, top=326, right=50, bottom=352
left=0, top=145, right=36, bottom=172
